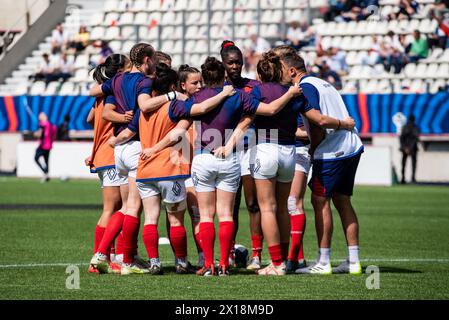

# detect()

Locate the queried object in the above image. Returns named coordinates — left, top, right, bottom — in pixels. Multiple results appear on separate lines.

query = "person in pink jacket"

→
left=34, top=112, right=57, bottom=182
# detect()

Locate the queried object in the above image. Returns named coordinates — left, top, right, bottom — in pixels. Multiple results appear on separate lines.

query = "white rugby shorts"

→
left=137, top=179, right=187, bottom=204
left=250, top=143, right=296, bottom=183
left=295, top=146, right=311, bottom=174
left=114, top=140, right=141, bottom=179
left=191, top=153, right=241, bottom=193
left=237, top=149, right=252, bottom=176
left=97, top=167, right=128, bottom=188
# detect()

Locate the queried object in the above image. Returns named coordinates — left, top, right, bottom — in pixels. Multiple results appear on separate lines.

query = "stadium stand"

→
left=0, top=0, right=448, bottom=96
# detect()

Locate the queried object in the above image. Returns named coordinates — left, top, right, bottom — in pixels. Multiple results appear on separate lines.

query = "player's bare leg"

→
left=120, top=177, right=148, bottom=275
left=167, top=205, right=195, bottom=274
left=89, top=186, right=122, bottom=273
left=90, top=184, right=127, bottom=273
left=242, top=175, right=262, bottom=270
left=331, top=193, right=362, bottom=274
left=276, top=181, right=292, bottom=261
left=287, top=171, right=307, bottom=272
left=296, top=194, right=332, bottom=274
left=141, top=195, right=162, bottom=275
left=216, top=189, right=236, bottom=276
left=186, top=186, right=203, bottom=268
left=255, top=178, right=286, bottom=275
left=196, top=191, right=217, bottom=276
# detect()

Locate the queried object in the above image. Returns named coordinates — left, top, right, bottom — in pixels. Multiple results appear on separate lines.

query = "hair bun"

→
left=263, top=51, right=280, bottom=64
left=178, top=64, right=191, bottom=72
left=203, top=57, right=221, bottom=71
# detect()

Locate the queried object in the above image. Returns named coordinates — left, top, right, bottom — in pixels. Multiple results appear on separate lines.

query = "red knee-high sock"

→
left=281, top=242, right=289, bottom=262
left=170, top=226, right=187, bottom=258
left=97, top=211, right=125, bottom=256
left=299, top=240, right=305, bottom=261
left=229, top=239, right=236, bottom=259
left=268, top=244, right=283, bottom=267
left=132, top=219, right=141, bottom=257
left=194, top=232, right=203, bottom=254
left=200, top=222, right=215, bottom=268
left=122, top=215, right=140, bottom=264
left=288, top=214, right=306, bottom=261
left=142, top=224, right=159, bottom=259
left=94, top=226, right=105, bottom=254
left=219, top=221, right=235, bottom=267
left=115, top=232, right=124, bottom=255
left=251, top=234, right=263, bottom=259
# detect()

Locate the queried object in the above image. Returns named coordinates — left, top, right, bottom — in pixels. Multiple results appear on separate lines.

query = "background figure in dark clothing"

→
left=57, top=115, right=71, bottom=141
left=35, top=112, right=57, bottom=182
left=400, top=115, right=420, bottom=184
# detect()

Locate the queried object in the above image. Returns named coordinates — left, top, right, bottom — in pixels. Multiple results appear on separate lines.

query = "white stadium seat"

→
left=44, top=81, right=60, bottom=96
left=104, top=27, right=121, bottom=40
left=132, top=0, right=148, bottom=11
left=30, top=81, right=46, bottom=95
left=120, top=12, right=135, bottom=25
left=104, top=12, right=120, bottom=26
left=104, top=0, right=119, bottom=12
left=108, top=41, right=123, bottom=53
left=135, top=12, right=149, bottom=25
left=212, top=0, right=233, bottom=10
left=90, top=26, right=105, bottom=40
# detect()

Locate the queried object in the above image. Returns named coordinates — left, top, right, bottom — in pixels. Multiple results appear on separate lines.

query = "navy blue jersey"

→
left=102, top=72, right=152, bottom=139
left=170, top=87, right=259, bottom=152
left=251, top=83, right=310, bottom=145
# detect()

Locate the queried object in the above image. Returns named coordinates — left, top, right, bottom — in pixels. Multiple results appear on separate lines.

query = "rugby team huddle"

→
left=86, top=40, right=364, bottom=277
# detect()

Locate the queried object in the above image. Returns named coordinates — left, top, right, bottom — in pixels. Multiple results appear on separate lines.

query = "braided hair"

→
left=129, top=43, right=155, bottom=68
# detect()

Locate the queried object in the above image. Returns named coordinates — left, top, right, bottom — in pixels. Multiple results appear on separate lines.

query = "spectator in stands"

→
left=362, top=35, right=384, bottom=66
left=325, top=46, right=349, bottom=76
left=406, top=30, right=429, bottom=63
left=70, top=26, right=90, bottom=53
left=242, top=49, right=258, bottom=79
left=99, top=41, right=113, bottom=64
left=57, top=115, right=71, bottom=141
left=310, top=62, right=343, bottom=90
left=383, top=31, right=407, bottom=74
left=430, top=10, right=449, bottom=47
left=248, top=34, right=271, bottom=55
left=285, top=21, right=314, bottom=51
left=325, top=0, right=379, bottom=22
left=32, top=53, right=56, bottom=84
left=388, top=0, right=419, bottom=20
left=51, top=23, right=71, bottom=55
left=54, top=53, right=74, bottom=82
left=430, top=0, right=449, bottom=18
left=400, top=115, right=420, bottom=184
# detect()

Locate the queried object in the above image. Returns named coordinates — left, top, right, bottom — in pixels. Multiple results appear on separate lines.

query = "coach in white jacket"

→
left=278, top=52, right=363, bottom=275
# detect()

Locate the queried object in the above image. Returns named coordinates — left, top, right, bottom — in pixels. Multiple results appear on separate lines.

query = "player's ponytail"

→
left=201, top=57, right=225, bottom=87
left=257, top=50, right=283, bottom=83
left=91, top=53, right=129, bottom=84
left=153, top=63, right=179, bottom=95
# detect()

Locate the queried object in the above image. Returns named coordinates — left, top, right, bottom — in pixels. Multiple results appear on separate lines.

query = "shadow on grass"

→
left=376, top=266, right=422, bottom=274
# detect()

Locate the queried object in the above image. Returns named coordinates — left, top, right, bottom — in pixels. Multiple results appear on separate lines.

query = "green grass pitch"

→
left=0, top=177, right=448, bottom=300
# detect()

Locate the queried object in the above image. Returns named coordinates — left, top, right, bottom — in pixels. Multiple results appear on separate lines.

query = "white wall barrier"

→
left=17, top=142, right=393, bottom=186
left=17, top=142, right=94, bottom=179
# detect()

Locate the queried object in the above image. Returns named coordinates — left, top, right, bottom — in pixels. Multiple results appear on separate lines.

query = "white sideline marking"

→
left=0, top=258, right=449, bottom=269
